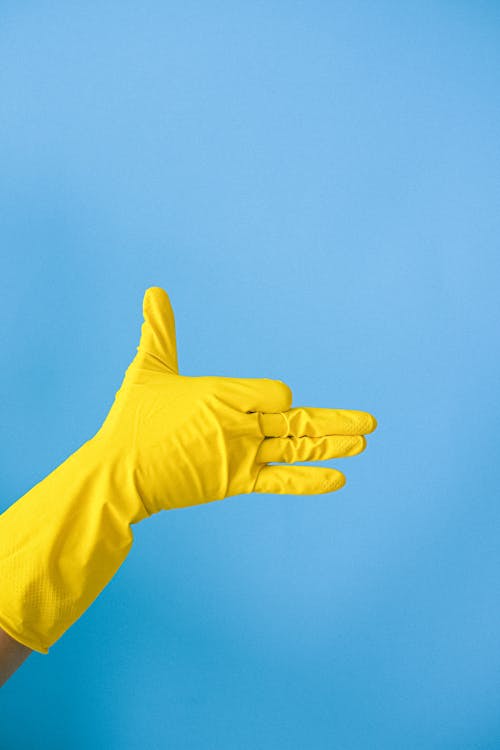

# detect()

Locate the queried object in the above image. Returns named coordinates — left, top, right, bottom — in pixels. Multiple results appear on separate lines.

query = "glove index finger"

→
left=285, top=407, right=377, bottom=437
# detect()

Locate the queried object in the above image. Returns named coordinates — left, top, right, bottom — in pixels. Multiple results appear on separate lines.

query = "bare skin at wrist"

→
left=0, top=627, right=32, bottom=687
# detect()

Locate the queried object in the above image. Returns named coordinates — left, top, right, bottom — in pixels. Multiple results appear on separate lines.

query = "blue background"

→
left=1, top=2, right=499, bottom=748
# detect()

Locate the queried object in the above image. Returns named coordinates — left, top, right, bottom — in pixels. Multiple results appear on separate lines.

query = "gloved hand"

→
left=0, top=287, right=377, bottom=654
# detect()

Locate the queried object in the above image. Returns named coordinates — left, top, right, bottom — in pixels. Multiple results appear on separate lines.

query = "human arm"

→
left=0, top=626, right=31, bottom=687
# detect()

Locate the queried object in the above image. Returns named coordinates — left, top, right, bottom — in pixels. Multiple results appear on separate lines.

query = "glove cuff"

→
left=0, top=437, right=149, bottom=653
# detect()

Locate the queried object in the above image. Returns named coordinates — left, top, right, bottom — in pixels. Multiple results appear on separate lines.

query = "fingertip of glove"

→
left=320, top=470, right=346, bottom=493
left=354, top=435, right=367, bottom=454
left=145, top=285, right=166, bottom=296
left=274, top=379, right=293, bottom=410
left=143, top=286, right=170, bottom=310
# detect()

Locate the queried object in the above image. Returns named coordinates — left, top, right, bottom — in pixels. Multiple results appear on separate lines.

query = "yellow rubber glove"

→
left=0, top=287, right=377, bottom=654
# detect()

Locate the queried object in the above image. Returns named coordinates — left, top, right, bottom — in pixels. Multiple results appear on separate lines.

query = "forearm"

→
left=0, top=436, right=148, bottom=654
left=0, top=626, right=31, bottom=687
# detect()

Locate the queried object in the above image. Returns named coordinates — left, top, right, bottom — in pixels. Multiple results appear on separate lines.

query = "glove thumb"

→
left=135, top=286, right=179, bottom=373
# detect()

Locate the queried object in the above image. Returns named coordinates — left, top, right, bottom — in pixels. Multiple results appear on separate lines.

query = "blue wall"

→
left=1, top=2, right=499, bottom=747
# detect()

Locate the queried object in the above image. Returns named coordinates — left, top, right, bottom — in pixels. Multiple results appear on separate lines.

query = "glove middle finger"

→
left=256, top=434, right=366, bottom=463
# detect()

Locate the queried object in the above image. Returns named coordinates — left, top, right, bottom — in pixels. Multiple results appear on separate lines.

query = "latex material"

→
left=0, top=287, right=377, bottom=653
